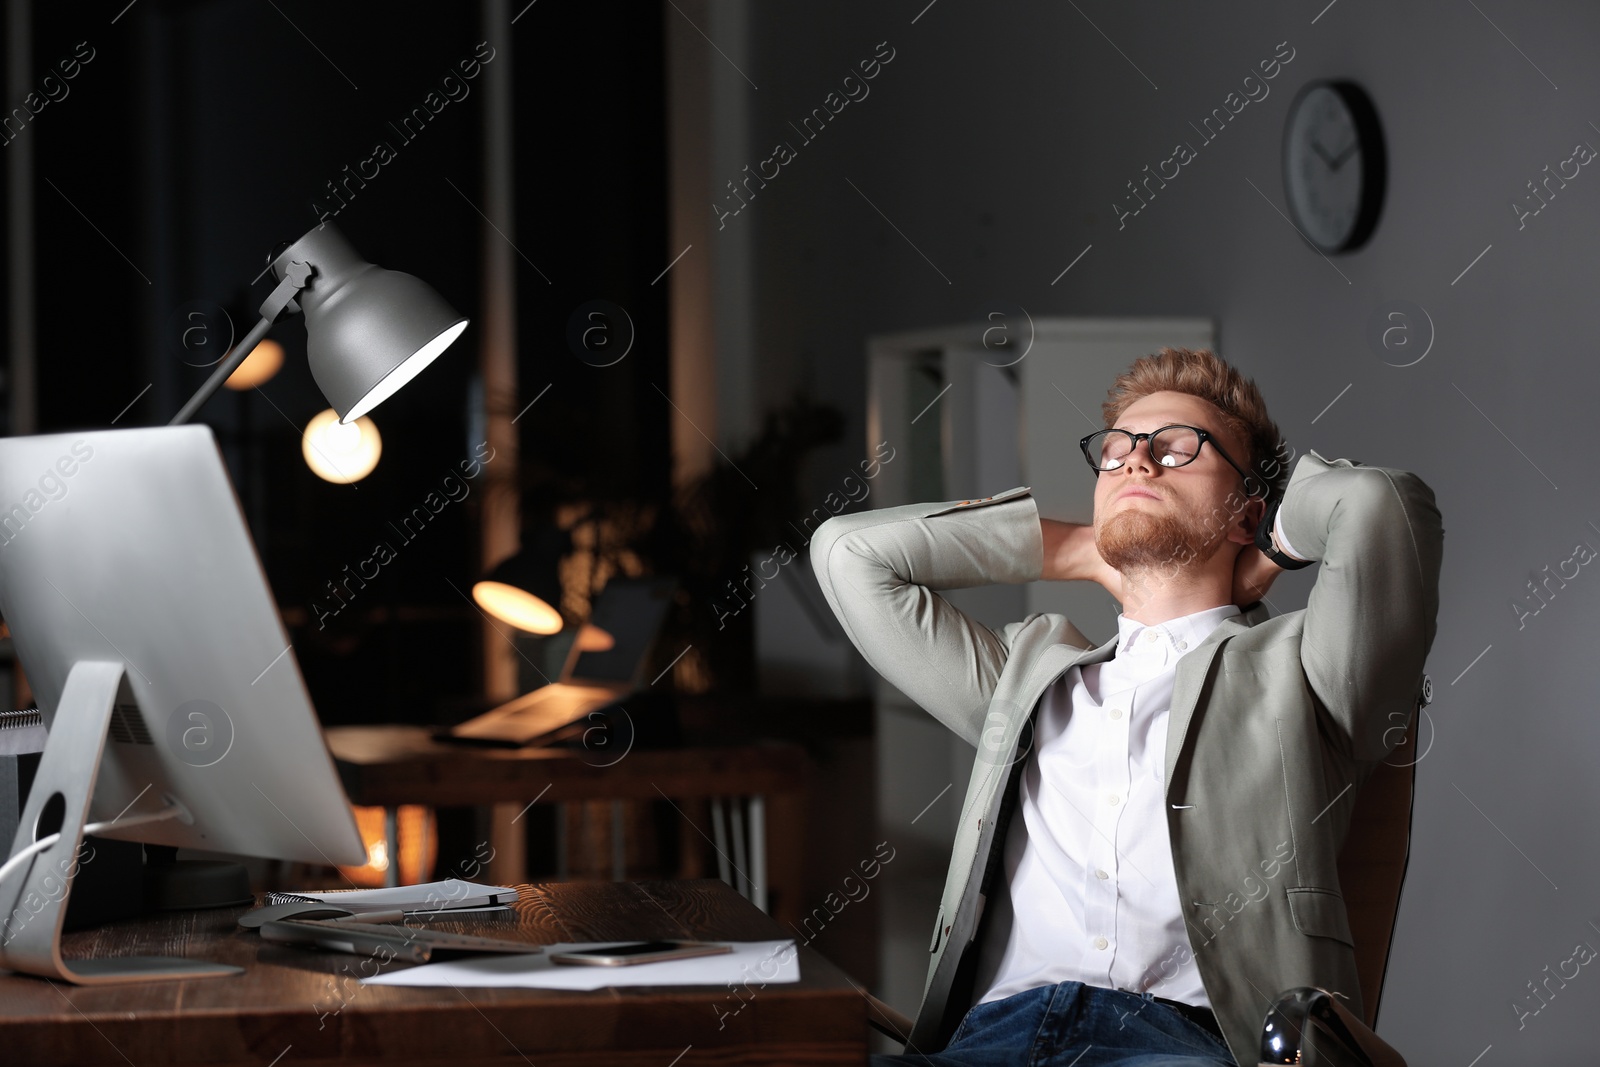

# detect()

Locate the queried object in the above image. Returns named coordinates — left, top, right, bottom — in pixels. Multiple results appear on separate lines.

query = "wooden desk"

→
left=325, top=727, right=809, bottom=925
left=327, top=727, right=808, bottom=807
left=0, top=879, right=868, bottom=1066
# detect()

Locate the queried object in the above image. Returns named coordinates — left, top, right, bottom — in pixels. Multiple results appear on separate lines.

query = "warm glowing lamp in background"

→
left=302, top=408, right=382, bottom=484
left=574, top=623, right=615, bottom=651
left=473, top=527, right=572, bottom=636
left=473, top=551, right=563, bottom=634
left=221, top=338, right=284, bottom=391
left=473, top=568, right=614, bottom=648
left=337, top=805, right=437, bottom=888
left=473, top=577, right=563, bottom=634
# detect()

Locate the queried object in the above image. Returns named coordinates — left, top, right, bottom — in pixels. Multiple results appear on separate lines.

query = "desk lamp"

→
left=472, top=528, right=572, bottom=637
left=473, top=527, right=617, bottom=669
left=170, top=222, right=468, bottom=426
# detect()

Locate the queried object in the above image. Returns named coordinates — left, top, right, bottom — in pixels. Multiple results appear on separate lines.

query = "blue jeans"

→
left=870, top=981, right=1239, bottom=1067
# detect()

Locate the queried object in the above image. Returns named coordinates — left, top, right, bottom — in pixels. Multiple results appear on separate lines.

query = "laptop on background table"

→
left=446, top=576, right=676, bottom=747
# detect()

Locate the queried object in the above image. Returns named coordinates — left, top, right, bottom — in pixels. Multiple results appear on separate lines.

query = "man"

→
left=810, top=347, right=1442, bottom=1066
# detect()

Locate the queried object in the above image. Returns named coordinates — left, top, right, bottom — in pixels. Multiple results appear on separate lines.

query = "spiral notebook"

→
left=262, top=879, right=517, bottom=915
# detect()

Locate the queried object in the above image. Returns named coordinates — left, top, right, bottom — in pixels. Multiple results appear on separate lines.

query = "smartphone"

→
left=549, top=940, right=733, bottom=966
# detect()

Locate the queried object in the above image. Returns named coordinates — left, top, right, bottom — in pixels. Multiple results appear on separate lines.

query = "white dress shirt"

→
left=970, top=602, right=1243, bottom=1010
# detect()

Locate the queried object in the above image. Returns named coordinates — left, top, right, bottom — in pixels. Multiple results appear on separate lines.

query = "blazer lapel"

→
left=1162, top=603, right=1269, bottom=790
left=1019, top=632, right=1119, bottom=716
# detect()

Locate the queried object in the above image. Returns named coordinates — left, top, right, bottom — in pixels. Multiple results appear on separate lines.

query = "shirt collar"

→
left=1114, top=603, right=1242, bottom=657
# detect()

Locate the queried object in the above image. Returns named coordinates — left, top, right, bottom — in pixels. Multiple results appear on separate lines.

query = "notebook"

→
left=262, top=879, right=517, bottom=914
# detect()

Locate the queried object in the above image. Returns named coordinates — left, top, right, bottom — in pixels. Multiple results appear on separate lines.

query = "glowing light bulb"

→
left=302, top=407, right=382, bottom=484
left=223, top=338, right=285, bottom=390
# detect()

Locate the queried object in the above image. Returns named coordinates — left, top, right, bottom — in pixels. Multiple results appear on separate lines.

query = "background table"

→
left=326, top=726, right=809, bottom=924
left=0, top=879, right=869, bottom=1066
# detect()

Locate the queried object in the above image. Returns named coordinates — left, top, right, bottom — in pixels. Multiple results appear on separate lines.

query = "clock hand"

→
left=1327, top=139, right=1360, bottom=171
left=1309, top=140, right=1337, bottom=168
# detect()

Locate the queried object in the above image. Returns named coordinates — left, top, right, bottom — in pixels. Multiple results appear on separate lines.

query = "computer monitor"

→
left=0, top=425, right=365, bottom=983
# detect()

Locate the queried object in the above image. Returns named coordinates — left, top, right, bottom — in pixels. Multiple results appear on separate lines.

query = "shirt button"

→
left=1177, top=640, right=1188, bottom=651
left=1093, top=936, right=1109, bottom=950
left=1109, top=708, right=1123, bottom=720
left=1143, top=630, right=1159, bottom=644
left=1095, top=869, right=1109, bottom=880
left=1106, top=793, right=1120, bottom=806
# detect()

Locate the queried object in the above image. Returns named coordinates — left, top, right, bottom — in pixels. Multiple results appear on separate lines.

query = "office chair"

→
left=863, top=706, right=1420, bottom=1067
left=1255, top=703, right=1417, bottom=1067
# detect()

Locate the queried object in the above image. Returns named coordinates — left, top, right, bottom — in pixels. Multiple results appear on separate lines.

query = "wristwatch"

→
left=1255, top=495, right=1315, bottom=570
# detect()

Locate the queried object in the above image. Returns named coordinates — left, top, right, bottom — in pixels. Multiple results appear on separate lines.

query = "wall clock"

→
left=1282, top=80, right=1386, bottom=253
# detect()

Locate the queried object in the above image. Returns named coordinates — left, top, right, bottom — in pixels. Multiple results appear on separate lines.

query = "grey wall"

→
left=710, top=0, right=1600, bottom=1058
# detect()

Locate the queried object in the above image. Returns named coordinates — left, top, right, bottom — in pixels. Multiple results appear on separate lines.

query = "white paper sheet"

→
left=360, top=939, right=800, bottom=990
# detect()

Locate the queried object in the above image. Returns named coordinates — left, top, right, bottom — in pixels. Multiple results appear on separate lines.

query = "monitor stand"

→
left=142, top=846, right=253, bottom=911
left=0, top=660, right=243, bottom=983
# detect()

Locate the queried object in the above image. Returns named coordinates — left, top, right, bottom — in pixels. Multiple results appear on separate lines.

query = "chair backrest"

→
left=1334, top=706, right=1418, bottom=1028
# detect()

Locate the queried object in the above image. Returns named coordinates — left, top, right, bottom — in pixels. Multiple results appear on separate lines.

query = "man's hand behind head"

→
left=1232, top=543, right=1283, bottom=608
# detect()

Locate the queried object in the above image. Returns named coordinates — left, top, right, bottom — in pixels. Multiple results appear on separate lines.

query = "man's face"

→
left=1091, top=390, right=1258, bottom=573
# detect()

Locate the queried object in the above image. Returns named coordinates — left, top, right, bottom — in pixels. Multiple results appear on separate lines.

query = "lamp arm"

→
left=168, top=314, right=273, bottom=425
left=167, top=260, right=315, bottom=426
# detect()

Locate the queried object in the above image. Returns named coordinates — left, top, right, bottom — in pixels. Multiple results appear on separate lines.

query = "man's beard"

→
left=1095, top=504, right=1226, bottom=575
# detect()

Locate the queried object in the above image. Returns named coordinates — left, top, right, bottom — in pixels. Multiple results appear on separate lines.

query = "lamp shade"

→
left=473, top=527, right=573, bottom=635
left=268, top=224, right=469, bottom=424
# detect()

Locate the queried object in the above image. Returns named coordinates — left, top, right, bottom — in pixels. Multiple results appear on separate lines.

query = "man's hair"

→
left=1101, top=346, right=1288, bottom=501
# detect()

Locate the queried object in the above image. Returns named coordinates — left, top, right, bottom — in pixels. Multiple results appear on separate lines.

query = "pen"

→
left=331, top=909, right=406, bottom=924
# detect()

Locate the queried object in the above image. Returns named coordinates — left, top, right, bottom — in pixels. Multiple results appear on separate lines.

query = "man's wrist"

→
left=1039, top=518, right=1069, bottom=581
left=1255, top=496, right=1314, bottom=570
left=1040, top=518, right=1092, bottom=581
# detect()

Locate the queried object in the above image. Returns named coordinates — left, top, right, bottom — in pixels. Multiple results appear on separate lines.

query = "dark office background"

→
left=9, top=0, right=670, bottom=720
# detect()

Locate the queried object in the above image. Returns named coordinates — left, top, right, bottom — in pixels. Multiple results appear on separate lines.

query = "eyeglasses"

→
left=1078, top=424, right=1265, bottom=498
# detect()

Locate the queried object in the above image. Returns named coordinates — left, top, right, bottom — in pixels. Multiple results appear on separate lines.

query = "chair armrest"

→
left=1259, top=987, right=1406, bottom=1067
left=863, top=990, right=915, bottom=1045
